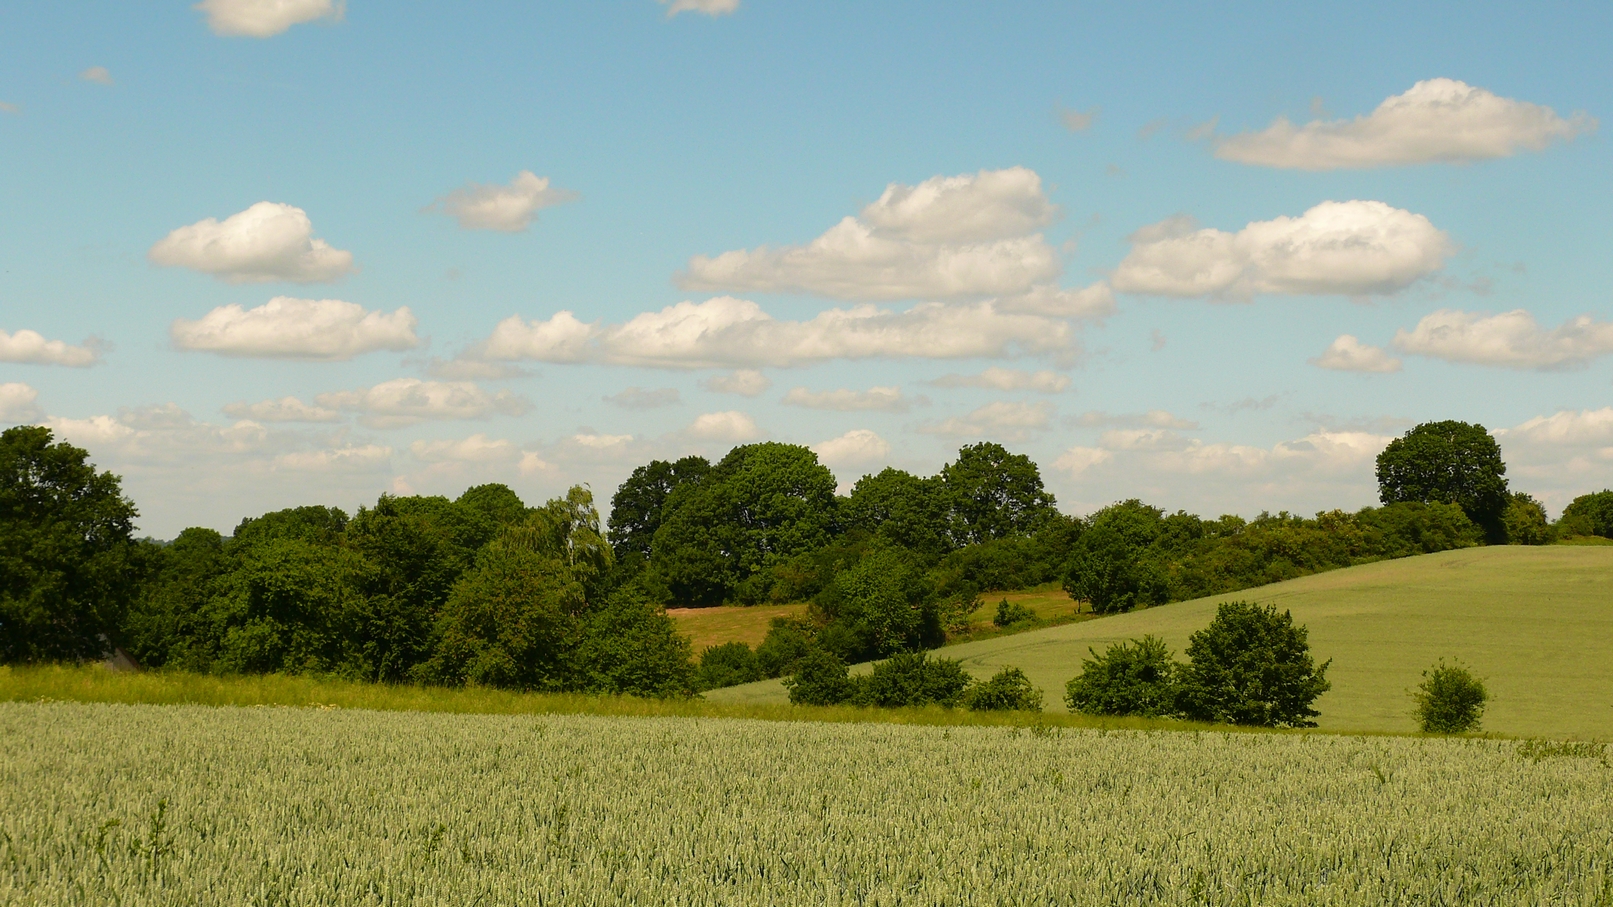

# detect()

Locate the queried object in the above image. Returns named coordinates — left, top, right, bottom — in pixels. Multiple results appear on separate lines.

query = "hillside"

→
left=706, top=546, right=1613, bottom=739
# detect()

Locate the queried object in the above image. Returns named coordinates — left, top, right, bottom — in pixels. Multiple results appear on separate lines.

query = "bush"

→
left=1413, top=660, right=1488, bottom=733
left=755, top=618, right=817, bottom=678
left=782, top=647, right=854, bottom=705
left=993, top=598, right=1036, bottom=628
left=963, top=666, right=1043, bottom=712
left=694, top=641, right=762, bottom=691
left=1502, top=493, right=1552, bottom=546
left=1064, top=635, right=1180, bottom=717
left=852, top=651, right=973, bottom=708
left=1176, top=601, right=1331, bottom=728
left=1560, top=490, right=1613, bottom=539
left=568, top=590, right=696, bottom=698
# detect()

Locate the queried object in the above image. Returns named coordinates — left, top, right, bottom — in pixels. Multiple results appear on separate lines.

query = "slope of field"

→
left=707, top=547, right=1613, bottom=739
left=5, top=701, right=1610, bottom=906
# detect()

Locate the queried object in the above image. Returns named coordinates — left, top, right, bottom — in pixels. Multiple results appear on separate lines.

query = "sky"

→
left=2, top=1, right=1610, bottom=539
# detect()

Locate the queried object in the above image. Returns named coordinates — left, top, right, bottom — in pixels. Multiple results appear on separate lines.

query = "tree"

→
left=1063, top=524, right=1167, bottom=614
left=963, top=666, right=1043, bottom=712
left=456, top=483, right=528, bottom=526
left=1412, top=659, right=1488, bottom=733
left=122, top=527, right=229, bottom=670
left=1064, top=636, right=1180, bottom=717
left=1177, top=601, right=1331, bottom=728
left=842, top=468, right=951, bottom=559
left=207, top=538, right=365, bottom=675
left=1376, top=421, right=1509, bottom=542
left=1501, top=493, right=1551, bottom=546
left=941, top=442, right=1058, bottom=546
left=0, top=426, right=139, bottom=663
left=1560, top=490, right=1613, bottom=539
left=782, top=647, right=854, bottom=705
left=607, top=456, right=710, bottom=562
left=852, top=651, right=973, bottom=708
left=568, top=588, right=694, bottom=697
left=815, top=545, right=940, bottom=660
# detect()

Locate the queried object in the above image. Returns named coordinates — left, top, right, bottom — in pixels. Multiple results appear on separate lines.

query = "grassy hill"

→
left=706, top=546, right=1613, bottom=740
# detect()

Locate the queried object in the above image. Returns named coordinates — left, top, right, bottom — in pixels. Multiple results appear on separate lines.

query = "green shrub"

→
left=1502, top=493, right=1552, bottom=546
left=852, top=651, right=972, bottom=708
left=963, top=666, right=1043, bottom=712
left=993, top=598, right=1036, bottom=628
left=1413, top=660, right=1488, bottom=733
left=1560, top=490, right=1613, bottom=539
left=781, top=647, right=854, bottom=705
left=694, top=641, right=762, bottom=691
left=755, top=618, right=817, bottom=678
left=1176, top=601, right=1331, bottom=728
left=1064, top=635, right=1180, bottom=717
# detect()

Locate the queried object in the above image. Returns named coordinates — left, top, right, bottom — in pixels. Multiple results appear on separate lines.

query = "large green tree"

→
left=1375, top=421, right=1509, bottom=542
left=841, top=468, right=951, bottom=559
left=1176, top=601, right=1331, bottom=728
left=0, top=426, right=139, bottom=663
left=607, top=456, right=711, bottom=562
left=1560, top=490, right=1613, bottom=539
left=940, top=442, right=1057, bottom=546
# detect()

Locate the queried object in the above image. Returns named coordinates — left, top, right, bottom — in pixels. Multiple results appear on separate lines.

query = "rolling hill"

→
left=705, top=546, right=1613, bottom=739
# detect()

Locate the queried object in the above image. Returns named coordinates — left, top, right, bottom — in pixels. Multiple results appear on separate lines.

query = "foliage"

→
left=940, top=441, right=1058, bottom=545
left=1413, top=660, right=1488, bottom=733
left=992, top=598, right=1036, bottom=627
left=0, top=426, right=140, bottom=664
left=606, top=456, right=710, bottom=562
left=755, top=617, right=818, bottom=678
left=962, top=666, right=1043, bottom=712
left=842, top=468, right=951, bottom=559
left=1063, top=502, right=1169, bottom=613
left=567, top=589, right=695, bottom=698
left=851, top=650, right=972, bottom=708
left=814, top=544, right=942, bottom=660
left=1501, top=493, right=1552, bottom=545
left=1064, top=635, right=1181, bottom=717
left=780, top=646, right=854, bottom=705
left=1559, top=489, right=1613, bottom=539
left=1177, top=601, right=1331, bottom=728
left=1376, top=420, right=1510, bottom=542
left=695, top=641, right=763, bottom=691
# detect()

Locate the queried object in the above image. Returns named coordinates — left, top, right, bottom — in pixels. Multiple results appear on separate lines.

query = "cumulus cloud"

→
left=994, top=282, right=1116, bottom=319
left=79, top=67, right=114, bottom=86
left=317, top=379, right=529, bottom=428
left=171, top=297, right=419, bottom=360
left=476, top=297, right=1071, bottom=369
left=660, top=0, right=739, bottom=16
left=685, top=411, right=763, bottom=443
left=702, top=369, right=771, bottom=396
left=271, top=444, right=392, bottom=473
left=410, top=434, right=520, bottom=465
left=782, top=386, right=913, bottom=412
left=1076, top=410, right=1198, bottom=430
left=918, top=401, right=1053, bottom=441
left=604, top=387, right=681, bottom=409
left=149, top=202, right=355, bottom=283
left=221, top=396, right=341, bottom=422
left=195, top=0, right=344, bottom=37
left=1495, top=408, right=1613, bottom=514
left=930, top=367, right=1070, bottom=393
left=427, top=171, right=578, bottom=232
left=678, top=167, right=1062, bottom=300
left=1391, top=308, right=1613, bottom=370
left=1311, top=334, right=1403, bottom=373
left=1500, top=408, right=1613, bottom=449
left=1216, top=79, right=1596, bottom=170
left=0, top=383, right=43, bottom=423
left=0, top=329, right=102, bottom=367
left=1112, top=201, right=1452, bottom=299
left=813, top=429, right=891, bottom=469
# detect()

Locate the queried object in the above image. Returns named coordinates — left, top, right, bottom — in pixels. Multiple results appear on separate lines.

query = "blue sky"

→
left=2, top=1, right=1609, bottom=537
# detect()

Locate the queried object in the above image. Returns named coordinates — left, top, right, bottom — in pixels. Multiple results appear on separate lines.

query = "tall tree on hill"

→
left=841, top=467, right=951, bottom=559
left=941, top=442, right=1058, bottom=546
left=0, top=426, right=140, bottom=663
left=607, top=456, right=711, bottom=563
left=1375, top=421, right=1509, bottom=543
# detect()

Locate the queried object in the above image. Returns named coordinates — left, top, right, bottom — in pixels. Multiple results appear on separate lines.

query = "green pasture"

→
left=708, top=546, right=1613, bottom=739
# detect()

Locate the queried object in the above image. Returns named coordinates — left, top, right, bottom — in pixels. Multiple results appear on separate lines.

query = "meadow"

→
left=709, top=546, right=1613, bottom=739
left=4, top=700, right=1611, bottom=907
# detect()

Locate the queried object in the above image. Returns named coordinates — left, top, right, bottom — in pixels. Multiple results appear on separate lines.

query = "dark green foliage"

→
left=1064, top=636, right=1180, bottom=717
left=852, top=651, right=972, bottom=708
left=1502, top=493, right=1552, bottom=546
left=1376, top=420, right=1510, bottom=542
left=781, top=647, right=854, bottom=705
left=1560, top=490, right=1613, bottom=539
left=456, top=484, right=528, bottom=526
left=1177, top=601, right=1331, bottom=728
left=941, top=442, right=1058, bottom=546
left=993, top=598, right=1036, bottom=628
left=1063, top=502, right=1170, bottom=614
left=0, top=426, right=140, bottom=663
left=122, top=528, right=228, bottom=670
left=1413, top=659, right=1488, bottom=733
left=607, top=456, right=710, bottom=562
left=695, top=641, right=763, bottom=691
left=963, top=666, right=1043, bottom=712
left=231, top=505, right=348, bottom=549
left=842, top=468, right=951, bottom=559
left=567, top=589, right=695, bottom=698
left=755, top=617, right=818, bottom=678
left=208, top=538, right=365, bottom=675
left=814, top=544, right=942, bottom=660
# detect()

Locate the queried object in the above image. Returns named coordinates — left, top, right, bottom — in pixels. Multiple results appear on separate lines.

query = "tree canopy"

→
left=1376, top=421, right=1509, bottom=542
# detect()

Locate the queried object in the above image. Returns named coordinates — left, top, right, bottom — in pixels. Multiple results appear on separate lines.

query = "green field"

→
left=709, top=547, right=1613, bottom=739
left=4, top=701, right=1611, bottom=906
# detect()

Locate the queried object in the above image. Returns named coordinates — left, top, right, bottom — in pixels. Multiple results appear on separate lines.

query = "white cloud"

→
left=0, top=383, right=43, bottom=423
left=1392, top=308, right=1613, bottom=370
left=317, top=379, right=529, bottom=428
left=570, top=432, right=636, bottom=450
left=427, top=171, right=578, bottom=232
left=79, top=67, right=114, bottom=86
left=702, top=369, right=771, bottom=396
left=685, top=411, right=763, bottom=442
left=660, top=0, right=739, bottom=16
left=1053, top=446, right=1112, bottom=476
left=1112, top=201, right=1451, bottom=299
left=271, top=444, right=392, bottom=473
left=918, top=401, right=1053, bottom=441
left=1097, top=429, right=1190, bottom=452
left=995, top=282, right=1116, bottom=319
left=1311, top=334, right=1403, bottom=373
left=678, top=167, right=1061, bottom=300
left=782, top=386, right=913, bottom=412
left=1060, top=107, right=1098, bottom=132
left=410, top=434, right=520, bottom=465
left=1077, top=410, right=1198, bottom=430
left=0, top=329, right=101, bottom=367
left=604, top=387, right=681, bottom=409
left=1216, top=79, right=1596, bottom=170
left=171, top=297, right=418, bottom=360
left=221, top=396, right=341, bottom=423
left=813, top=429, right=890, bottom=469
left=1500, top=408, right=1613, bottom=449
left=931, top=367, right=1070, bottom=393
left=194, top=0, right=344, bottom=37
left=149, top=202, right=355, bottom=283
left=1495, top=409, right=1613, bottom=515
left=46, top=405, right=278, bottom=464
left=476, top=297, right=1072, bottom=369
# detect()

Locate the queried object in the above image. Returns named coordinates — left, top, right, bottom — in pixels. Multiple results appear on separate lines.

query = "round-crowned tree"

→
left=1560, top=490, right=1613, bottom=539
left=1412, top=659, right=1488, bottom=733
left=1376, top=421, right=1509, bottom=543
left=1176, top=601, right=1331, bottom=728
left=940, top=442, right=1058, bottom=546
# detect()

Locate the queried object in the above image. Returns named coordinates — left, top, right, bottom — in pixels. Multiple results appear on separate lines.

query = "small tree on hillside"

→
left=964, top=666, right=1043, bottom=712
left=1376, top=421, right=1510, bottom=543
left=1413, top=660, right=1488, bottom=733
left=1177, top=601, right=1331, bottom=728
left=1064, top=635, right=1181, bottom=717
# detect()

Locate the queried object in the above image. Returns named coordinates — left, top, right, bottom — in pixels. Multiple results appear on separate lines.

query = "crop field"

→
left=4, top=701, right=1612, bottom=906
left=710, top=546, right=1613, bottom=740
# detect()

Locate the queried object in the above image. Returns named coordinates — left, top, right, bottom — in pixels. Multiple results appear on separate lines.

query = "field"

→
left=708, top=546, right=1613, bottom=739
left=4, top=701, right=1612, bottom=906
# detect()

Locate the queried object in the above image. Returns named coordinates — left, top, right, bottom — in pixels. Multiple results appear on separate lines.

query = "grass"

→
left=708, top=546, right=1613, bottom=740
left=667, top=602, right=810, bottom=650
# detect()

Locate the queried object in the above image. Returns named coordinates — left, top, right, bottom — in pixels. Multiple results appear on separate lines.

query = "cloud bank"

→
left=149, top=202, right=355, bottom=283
left=1393, top=308, right=1613, bottom=370
left=0, top=383, right=43, bottom=423
left=317, top=379, right=529, bottom=428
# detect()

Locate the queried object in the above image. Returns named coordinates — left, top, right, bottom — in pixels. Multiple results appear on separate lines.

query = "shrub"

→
left=755, top=618, right=817, bottom=678
left=1176, top=601, right=1331, bottom=728
left=993, top=598, right=1036, bottom=628
left=694, top=641, right=762, bottom=691
left=1413, top=660, right=1488, bottom=733
left=1502, top=493, right=1552, bottom=546
left=852, top=651, right=972, bottom=708
left=1560, top=490, right=1613, bottom=539
left=781, top=647, right=854, bottom=705
left=964, top=666, right=1043, bottom=712
left=1063, top=522, right=1167, bottom=614
left=1064, top=635, right=1180, bottom=717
